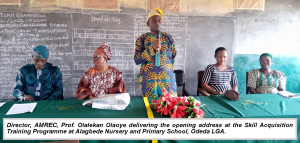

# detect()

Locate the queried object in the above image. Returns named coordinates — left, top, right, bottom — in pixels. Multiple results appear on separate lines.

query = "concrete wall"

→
left=230, top=0, right=300, bottom=94
left=230, top=0, right=300, bottom=55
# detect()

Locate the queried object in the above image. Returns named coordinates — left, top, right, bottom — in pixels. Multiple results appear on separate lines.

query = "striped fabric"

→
left=202, top=64, right=238, bottom=93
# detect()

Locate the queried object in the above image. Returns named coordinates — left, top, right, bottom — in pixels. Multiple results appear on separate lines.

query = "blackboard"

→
left=0, top=12, right=235, bottom=100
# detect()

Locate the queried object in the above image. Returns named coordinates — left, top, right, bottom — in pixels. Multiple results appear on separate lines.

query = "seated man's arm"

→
left=13, top=70, right=34, bottom=101
left=47, top=67, right=63, bottom=100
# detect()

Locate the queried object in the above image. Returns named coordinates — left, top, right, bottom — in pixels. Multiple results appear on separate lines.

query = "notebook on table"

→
left=277, top=91, right=300, bottom=98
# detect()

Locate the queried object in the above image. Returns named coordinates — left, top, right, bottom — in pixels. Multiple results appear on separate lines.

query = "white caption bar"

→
left=3, top=118, right=297, bottom=140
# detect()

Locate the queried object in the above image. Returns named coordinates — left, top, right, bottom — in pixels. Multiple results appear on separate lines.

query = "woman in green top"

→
left=247, top=53, right=286, bottom=94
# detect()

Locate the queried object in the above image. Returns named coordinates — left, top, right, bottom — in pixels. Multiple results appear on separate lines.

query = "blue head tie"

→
left=33, top=45, right=49, bottom=58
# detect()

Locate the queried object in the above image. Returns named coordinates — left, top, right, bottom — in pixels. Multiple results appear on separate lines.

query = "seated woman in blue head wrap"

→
left=247, top=53, right=286, bottom=94
left=13, top=45, right=63, bottom=101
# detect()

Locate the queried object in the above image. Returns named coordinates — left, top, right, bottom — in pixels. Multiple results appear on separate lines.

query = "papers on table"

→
left=0, top=102, right=6, bottom=107
left=277, top=91, right=300, bottom=98
left=6, top=103, right=37, bottom=115
left=82, top=93, right=130, bottom=110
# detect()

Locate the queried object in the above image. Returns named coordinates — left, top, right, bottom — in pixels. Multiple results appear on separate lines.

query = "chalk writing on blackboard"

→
left=1, top=12, right=228, bottom=100
left=73, top=78, right=81, bottom=84
left=0, top=12, right=72, bottom=100
left=73, top=28, right=134, bottom=43
left=73, top=61, right=94, bottom=70
left=91, top=15, right=123, bottom=24
left=73, top=46, right=94, bottom=56
left=147, top=0, right=181, bottom=13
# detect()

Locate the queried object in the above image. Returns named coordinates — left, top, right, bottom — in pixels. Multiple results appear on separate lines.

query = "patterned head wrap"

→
left=260, top=53, right=272, bottom=61
left=33, top=45, right=49, bottom=58
left=147, top=8, right=164, bottom=20
left=96, top=43, right=112, bottom=60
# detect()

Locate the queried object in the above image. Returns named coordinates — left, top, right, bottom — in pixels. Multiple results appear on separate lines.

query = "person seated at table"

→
left=13, top=45, right=63, bottom=101
left=247, top=53, right=286, bottom=94
left=76, top=43, right=126, bottom=100
left=201, top=47, right=238, bottom=95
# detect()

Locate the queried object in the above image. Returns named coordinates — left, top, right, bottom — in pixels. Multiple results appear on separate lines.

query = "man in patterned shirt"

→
left=134, top=8, right=177, bottom=97
left=13, top=45, right=63, bottom=101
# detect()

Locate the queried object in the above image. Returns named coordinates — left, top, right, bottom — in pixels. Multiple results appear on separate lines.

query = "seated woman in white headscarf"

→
left=76, top=43, right=126, bottom=100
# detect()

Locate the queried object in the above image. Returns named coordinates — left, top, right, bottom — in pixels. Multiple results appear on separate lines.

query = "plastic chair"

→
left=197, top=70, right=210, bottom=96
left=174, top=70, right=190, bottom=96
left=246, top=72, right=249, bottom=94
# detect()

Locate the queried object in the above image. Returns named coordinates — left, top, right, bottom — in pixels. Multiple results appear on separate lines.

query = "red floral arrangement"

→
left=150, top=89, right=205, bottom=118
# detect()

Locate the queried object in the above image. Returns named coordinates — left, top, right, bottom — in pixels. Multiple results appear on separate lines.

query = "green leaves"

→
left=150, top=90, right=205, bottom=118
left=150, top=104, right=156, bottom=110
left=188, top=112, right=195, bottom=118
left=178, top=99, right=183, bottom=105
left=187, top=96, right=195, bottom=103
left=185, top=108, right=192, bottom=114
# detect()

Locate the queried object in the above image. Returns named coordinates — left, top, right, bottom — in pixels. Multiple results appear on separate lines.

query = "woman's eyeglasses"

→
left=91, top=55, right=104, bottom=60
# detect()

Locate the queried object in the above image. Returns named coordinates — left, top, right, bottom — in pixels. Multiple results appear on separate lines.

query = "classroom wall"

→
left=0, top=0, right=236, bottom=99
left=0, top=0, right=299, bottom=96
left=59, top=0, right=232, bottom=16
left=61, top=0, right=300, bottom=94
left=230, top=0, right=300, bottom=94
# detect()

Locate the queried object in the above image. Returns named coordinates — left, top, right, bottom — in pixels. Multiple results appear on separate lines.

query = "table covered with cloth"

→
left=150, top=94, right=300, bottom=143
left=0, top=93, right=299, bottom=143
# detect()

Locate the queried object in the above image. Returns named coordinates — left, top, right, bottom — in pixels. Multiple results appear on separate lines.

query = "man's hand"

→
left=23, top=95, right=35, bottom=101
left=152, top=39, right=161, bottom=53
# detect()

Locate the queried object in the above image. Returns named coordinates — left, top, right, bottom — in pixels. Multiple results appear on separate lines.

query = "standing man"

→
left=13, top=45, right=63, bottom=101
left=134, top=8, right=177, bottom=97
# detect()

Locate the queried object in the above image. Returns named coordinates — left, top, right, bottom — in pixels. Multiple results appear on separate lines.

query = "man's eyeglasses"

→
left=91, top=55, right=104, bottom=60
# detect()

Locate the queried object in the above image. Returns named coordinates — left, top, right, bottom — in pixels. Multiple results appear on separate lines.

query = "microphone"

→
left=155, top=30, right=160, bottom=66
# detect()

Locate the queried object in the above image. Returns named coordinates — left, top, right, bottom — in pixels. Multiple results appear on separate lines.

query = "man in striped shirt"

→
left=201, top=47, right=238, bottom=95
